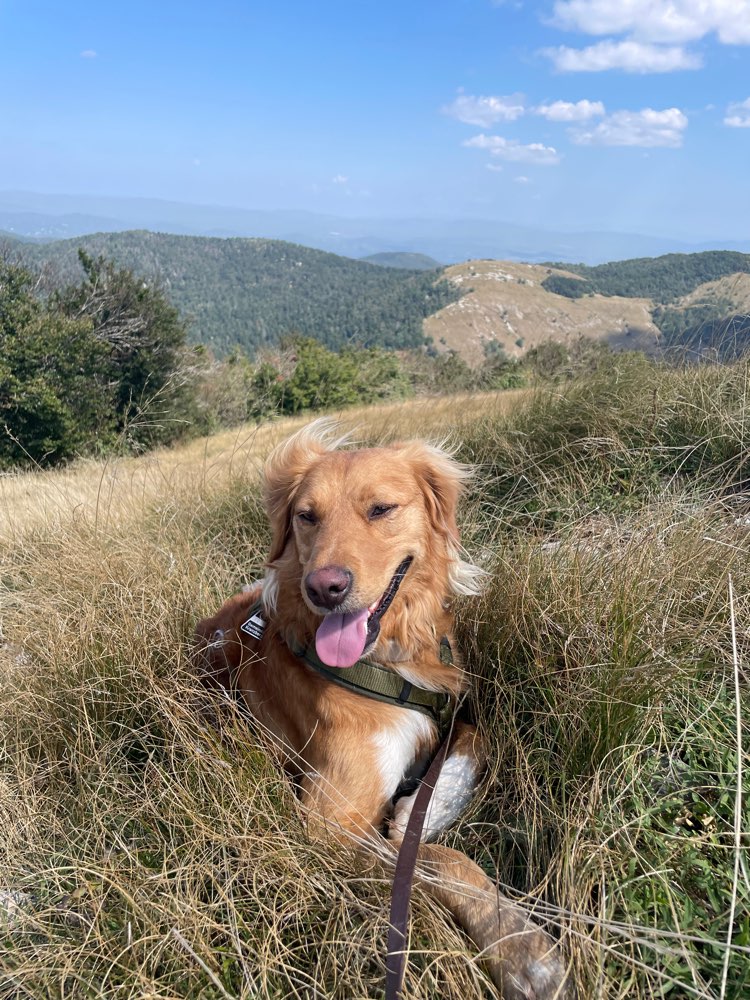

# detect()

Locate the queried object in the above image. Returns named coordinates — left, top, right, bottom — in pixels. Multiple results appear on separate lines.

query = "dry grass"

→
left=1, top=368, right=748, bottom=998
left=423, top=260, right=659, bottom=364
left=0, top=390, right=522, bottom=533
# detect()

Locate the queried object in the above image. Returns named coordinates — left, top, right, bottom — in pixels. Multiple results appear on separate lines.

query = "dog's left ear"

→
left=390, top=441, right=470, bottom=543
left=263, top=419, right=348, bottom=563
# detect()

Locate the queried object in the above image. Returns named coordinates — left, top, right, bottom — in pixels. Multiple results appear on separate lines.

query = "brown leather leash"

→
left=385, top=724, right=458, bottom=1000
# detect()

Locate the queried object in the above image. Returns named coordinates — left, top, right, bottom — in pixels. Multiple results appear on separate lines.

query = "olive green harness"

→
left=240, top=600, right=456, bottom=732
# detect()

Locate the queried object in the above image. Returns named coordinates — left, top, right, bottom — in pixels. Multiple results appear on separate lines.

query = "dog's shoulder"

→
left=192, top=583, right=264, bottom=688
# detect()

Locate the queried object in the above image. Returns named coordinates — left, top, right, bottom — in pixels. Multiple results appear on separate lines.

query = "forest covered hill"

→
left=5, top=230, right=459, bottom=356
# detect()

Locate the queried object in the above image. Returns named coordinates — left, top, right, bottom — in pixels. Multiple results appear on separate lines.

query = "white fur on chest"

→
left=390, top=752, right=479, bottom=843
left=371, top=712, right=434, bottom=801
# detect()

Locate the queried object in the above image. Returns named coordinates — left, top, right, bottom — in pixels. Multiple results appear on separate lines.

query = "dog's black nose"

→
left=305, top=566, right=353, bottom=609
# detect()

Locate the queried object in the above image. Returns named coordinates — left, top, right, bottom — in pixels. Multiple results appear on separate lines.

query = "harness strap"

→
left=385, top=724, right=458, bottom=1000
left=292, top=641, right=454, bottom=729
left=240, top=599, right=455, bottom=731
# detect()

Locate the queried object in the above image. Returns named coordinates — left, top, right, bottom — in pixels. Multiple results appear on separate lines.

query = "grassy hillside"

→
left=424, top=259, right=659, bottom=365
left=1, top=359, right=748, bottom=998
left=11, top=230, right=460, bottom=356
left=428, top=254, right=750, bottom=364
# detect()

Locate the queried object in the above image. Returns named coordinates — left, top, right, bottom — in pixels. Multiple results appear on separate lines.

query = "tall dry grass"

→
left=1, top=363, right=748, bottom=998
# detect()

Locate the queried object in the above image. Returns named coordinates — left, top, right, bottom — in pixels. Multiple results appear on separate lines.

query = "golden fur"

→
left=194, top=420, right=572, bottom=999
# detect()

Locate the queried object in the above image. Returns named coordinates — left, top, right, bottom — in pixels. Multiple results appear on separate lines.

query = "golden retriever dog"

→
left=194, top=420, right=572, bottom=999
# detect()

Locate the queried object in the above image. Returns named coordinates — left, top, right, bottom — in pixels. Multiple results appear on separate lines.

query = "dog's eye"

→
left=296, top=509, right=318, bottom=524
left=369, top=503, right=397, bottom=520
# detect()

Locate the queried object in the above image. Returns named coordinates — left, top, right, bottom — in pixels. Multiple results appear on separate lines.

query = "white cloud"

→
left=486, top=163, right=504, bottom=172
left=80, top=49, right=97, bottom=59
left=442, top=93, right=525, bottom=126
left=332, top=174, right=349, bottom=185
left=465, top=133, right=561, bottom=164
left=571, top=107, right=688, bottom=146
left=551, top=0, right=750, bottom=45
left=535, top=98, right=605, bottom=120
left=544, top=39, right=702, bottom=72
left=725, top=97, right=750, bottom=127
left=514, top=175, right=531, bottom=183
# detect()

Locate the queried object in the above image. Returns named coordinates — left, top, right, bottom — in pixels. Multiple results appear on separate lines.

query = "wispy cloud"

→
left=571, top=107, right=688, bottom=146
left=534, top=99, right=605, bottom=120
left=332, top=174, right=349, bottom=185
left=544, top=40, right=702, bottom=72
left=442, top=93, right=525, bottom=126
left=465, top=134, right=561, bottom=164
left=80, top=49, right=97, bottom=59
left=724, top=98, right=750, bottom=128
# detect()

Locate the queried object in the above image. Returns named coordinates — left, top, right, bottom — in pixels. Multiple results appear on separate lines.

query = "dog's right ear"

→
left=263, top=419, right=349, bottom=563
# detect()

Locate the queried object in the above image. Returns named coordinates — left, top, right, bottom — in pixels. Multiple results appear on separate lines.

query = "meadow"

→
left=0, top=358, right=748, bottom=999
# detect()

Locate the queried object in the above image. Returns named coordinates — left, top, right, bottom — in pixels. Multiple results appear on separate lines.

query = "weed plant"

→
left=0, top=354, right=748, bottom=998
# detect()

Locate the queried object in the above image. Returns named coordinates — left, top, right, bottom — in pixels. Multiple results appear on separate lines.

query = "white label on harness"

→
left=240, top=612, right=266, bottom=640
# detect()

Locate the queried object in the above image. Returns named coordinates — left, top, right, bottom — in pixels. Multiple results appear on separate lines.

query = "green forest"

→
left=544, top=250, right=750, bottom=301
left=9, top=231, right=460, bottom=356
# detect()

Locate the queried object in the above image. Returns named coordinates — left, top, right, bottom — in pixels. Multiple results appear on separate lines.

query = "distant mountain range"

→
left=2, top=190, right=749, bottom=265
left=360, top=252, right=441, bottom=270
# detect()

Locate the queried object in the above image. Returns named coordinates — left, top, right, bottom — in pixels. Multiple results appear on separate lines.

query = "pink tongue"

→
left=315, top=609, right=369, bottom=668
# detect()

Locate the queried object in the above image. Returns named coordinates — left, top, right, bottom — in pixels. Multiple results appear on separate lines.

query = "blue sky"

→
left=1, top=0, right=748, bottom=239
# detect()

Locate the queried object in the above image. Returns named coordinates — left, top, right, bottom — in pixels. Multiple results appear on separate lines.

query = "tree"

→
left=0, top=262, right=112, bottom=467
left=55, top=251, right=195, bottom=449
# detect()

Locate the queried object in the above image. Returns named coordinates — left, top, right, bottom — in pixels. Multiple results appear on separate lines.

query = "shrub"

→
left=0, top=263, right=113, bottom=467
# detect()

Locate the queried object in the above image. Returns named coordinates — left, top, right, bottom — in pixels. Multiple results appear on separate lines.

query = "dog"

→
left=193, top=419, right=572, bottom=999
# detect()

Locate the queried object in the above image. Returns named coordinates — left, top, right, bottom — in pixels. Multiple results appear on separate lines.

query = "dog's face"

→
left=262, top=422, right=473, bottom=667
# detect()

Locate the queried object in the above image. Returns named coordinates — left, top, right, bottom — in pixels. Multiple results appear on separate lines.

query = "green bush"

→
left=54, top=251, right=196, bottom=450
left=0, top=263, right=113, bottom=467
left=541, top=273, right=592, bottom=298
left=246, top=336, right=413, bottom=417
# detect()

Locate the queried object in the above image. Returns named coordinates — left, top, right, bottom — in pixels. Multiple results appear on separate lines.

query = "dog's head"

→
left=261, top=419, right=483, bottom=667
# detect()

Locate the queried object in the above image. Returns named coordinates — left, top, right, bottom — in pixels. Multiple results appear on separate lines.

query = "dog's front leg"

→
left=389, top=720, right=485, bottom=843
left=297, top=762, right=393, bottom=846
left=388, top=722, right=574, bottom=999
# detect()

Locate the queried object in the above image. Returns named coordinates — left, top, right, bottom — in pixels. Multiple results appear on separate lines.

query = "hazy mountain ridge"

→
left=3, top=190, right=749, bottom=265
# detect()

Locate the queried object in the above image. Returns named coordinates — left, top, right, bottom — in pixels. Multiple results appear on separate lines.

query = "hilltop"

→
left=360, top=251, right=442, bottom=270
left=426, top=252, right=750, bottom=364
left=424, top=260, right=659, bottom=365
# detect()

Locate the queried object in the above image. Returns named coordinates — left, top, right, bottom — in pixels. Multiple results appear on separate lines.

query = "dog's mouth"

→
left=314, top=557, right=413, bottom=669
